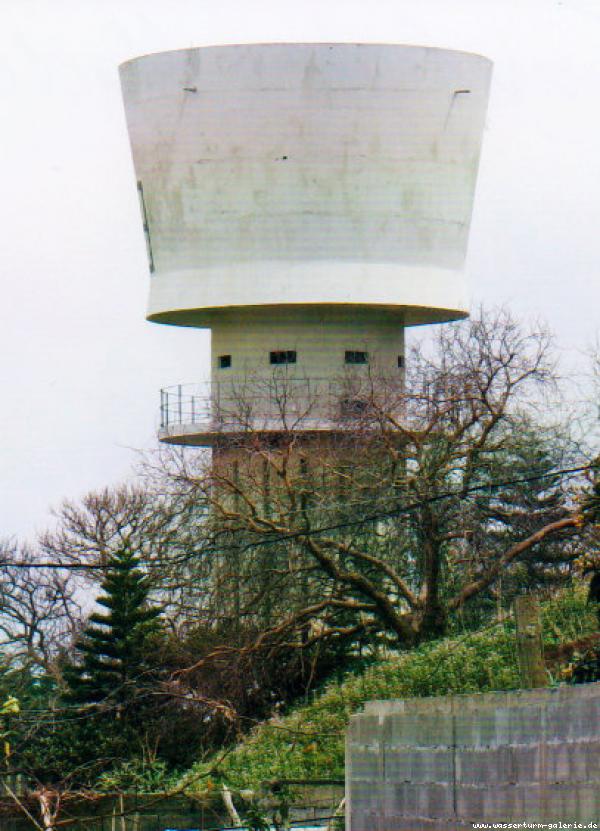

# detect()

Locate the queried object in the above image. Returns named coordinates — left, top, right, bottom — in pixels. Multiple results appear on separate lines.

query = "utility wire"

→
left=0, top=461, right=595, bottom=572
left=236, top=462, right=594, bottom=553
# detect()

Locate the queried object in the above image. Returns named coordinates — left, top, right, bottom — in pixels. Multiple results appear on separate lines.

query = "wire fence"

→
left=0, top=786, right=342, bottom=830
left=0, top=807, right=336, bottom=831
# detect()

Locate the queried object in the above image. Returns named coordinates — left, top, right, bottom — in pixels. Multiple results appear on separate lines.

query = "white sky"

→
left=1, top=0, right=599, bottom=541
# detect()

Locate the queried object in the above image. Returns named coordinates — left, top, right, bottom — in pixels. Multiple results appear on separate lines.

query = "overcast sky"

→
left=1, top=0, right=599, bottom=541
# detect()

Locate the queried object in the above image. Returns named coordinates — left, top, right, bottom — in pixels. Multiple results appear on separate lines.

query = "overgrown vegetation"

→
left=185, top=586, right=596, bottom=795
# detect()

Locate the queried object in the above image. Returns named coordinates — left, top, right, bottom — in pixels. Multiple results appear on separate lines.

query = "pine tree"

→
left=11, top=551, right=164, bottom=785
left=64, top=546, right=162, bottom=711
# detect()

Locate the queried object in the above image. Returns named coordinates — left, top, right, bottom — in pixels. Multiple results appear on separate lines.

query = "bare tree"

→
left=39, top=482, right=213, bottom=626
left=163, top=309, right=592, bottom=651
left=0, top=540, right=82, bottom=678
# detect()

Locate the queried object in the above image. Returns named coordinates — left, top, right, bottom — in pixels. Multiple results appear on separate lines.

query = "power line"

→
left=0, top=461, right=595, bottom=571
left=235, top=461, right=595, bottom=553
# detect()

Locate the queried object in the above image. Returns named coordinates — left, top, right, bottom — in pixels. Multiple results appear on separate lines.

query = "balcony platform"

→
left=158, top=379, right=402, bottom=447
left=158, top=418, right=359, bottom=447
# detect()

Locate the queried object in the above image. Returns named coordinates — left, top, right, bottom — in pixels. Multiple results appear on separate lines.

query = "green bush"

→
left=96, top=758, right=178, bottom=792
left=183, top=587, right=596, bottom=795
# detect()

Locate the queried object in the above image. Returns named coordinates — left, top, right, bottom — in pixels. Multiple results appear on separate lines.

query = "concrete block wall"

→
left=346, top=682, right=600, bottom=830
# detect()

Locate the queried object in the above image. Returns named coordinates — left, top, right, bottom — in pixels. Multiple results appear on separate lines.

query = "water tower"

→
left=119, top=44, right=491, bottom=447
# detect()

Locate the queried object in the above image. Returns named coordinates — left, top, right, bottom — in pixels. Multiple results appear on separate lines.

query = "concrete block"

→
left=511, top=744, right=541, bottom=783
left=542, top=738, right=600, bottom=783
left=384, top=782, right=419, bottom=817
left=348, top=779, right=382, bottom=811
left=574, top=783, right=600, bottom=823
left=538, top=782, right=580, bottom=822
left=505, top=704, right=545, bottom=745
left=349, top=809, right=379, bottom=831
left=348, top=746, right=379, bottom=780
left=416, top=782, right=455, bottom=819
left=455, top=784, right=485, bottom=820
left=546, top=696, right=600, bottom=742
left=456, top=745, right=540, bottom=785
left=383, top=708, right=453, bottom=747
left=455, top=702, right=545, bottom=748
left=383, top=781, right=454, bottom=819
left=454, top=706, right=499, bottom=748
left=384, top=746, right=453, bottom=783
left=553, top=679, right=600, bottom=703
left=348, top=713, right=382, bottom=744
left=456, top=783, right=534, bottom=822
left=581, top=739, right=600, bottom=781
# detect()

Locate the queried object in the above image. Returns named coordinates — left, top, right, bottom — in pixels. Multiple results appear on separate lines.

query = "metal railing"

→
left=159, top=376, right=400, bottom=433
left=160, top=382, right=213, bottom=429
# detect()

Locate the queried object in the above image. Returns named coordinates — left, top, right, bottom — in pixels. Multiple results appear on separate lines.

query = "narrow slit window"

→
left=136, top=180, right=155, bottom=273
left=345, top=350, right=368, bottom=365
left=218, top=355, right=232, bottom=369
left=270, top=350, right=297, bottom=365
left=397, top=355, right=405, bottom=368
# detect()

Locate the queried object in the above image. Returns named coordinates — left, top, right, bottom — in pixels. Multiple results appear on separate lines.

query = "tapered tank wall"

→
left=120, top=44, right=492, bottom=326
